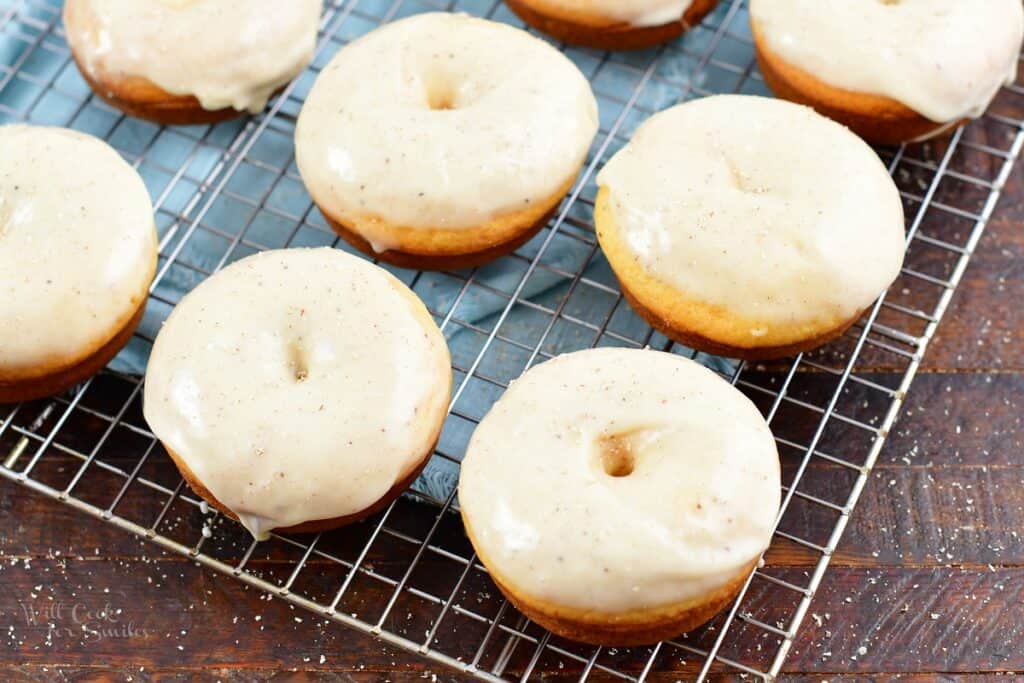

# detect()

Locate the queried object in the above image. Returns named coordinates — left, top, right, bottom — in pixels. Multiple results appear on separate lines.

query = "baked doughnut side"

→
left=166, top=421, right=441, bottom=535
left=319, top=174, right=574, bottom=271
left=0, top=293, right=148, bottom=404
left=62, top=0, right=310, bottom=124
left=617, top=275, right=863, bottom=361
left=505, top=0, right=719, bottom=50
left=71, top=53, right=264, bottom=126
left=751, top=21, right=964, bottom=145
left=465, top=507, right=756, bottom=645
left=595, top=188, right=866, bottom=359
left=63, top=0, right=239, bottom=124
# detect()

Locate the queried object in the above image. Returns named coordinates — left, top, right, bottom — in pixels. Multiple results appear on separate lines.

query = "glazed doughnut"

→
left=596, top=95, right=905, bottom=360
left=295, top=13, right=598, bottom=271
left=750, top=0, right=1024, bottom=144
left=143, top=248, right=452, bottom=540
left=506, top=0, right=720, bottom=50
left=459, top=348, right=780, bottom=645
left=63, top=0, right=322, bottom=125
left=0, top=125, right=157, bottom=404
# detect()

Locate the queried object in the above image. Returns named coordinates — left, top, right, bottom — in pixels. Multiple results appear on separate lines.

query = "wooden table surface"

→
left=1, top=144, right=1021, bottom=681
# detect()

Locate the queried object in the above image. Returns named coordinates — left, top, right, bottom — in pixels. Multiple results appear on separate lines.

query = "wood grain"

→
left=1, top=555, right=1022, bottom=679
left=927, top=170, right=1024, bottom=371
left=0, top=556, right=448, bottom=678
left=2, top=668, right=476, bottom=682
left=785, top=568, right=1024, bottom=674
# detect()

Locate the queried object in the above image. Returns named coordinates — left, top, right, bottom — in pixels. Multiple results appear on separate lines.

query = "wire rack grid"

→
left=2, top=0, right=1023, bottom=680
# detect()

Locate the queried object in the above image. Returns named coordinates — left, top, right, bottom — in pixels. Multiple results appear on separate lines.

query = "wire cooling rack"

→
left=2, top=0, right=1023, bottom=680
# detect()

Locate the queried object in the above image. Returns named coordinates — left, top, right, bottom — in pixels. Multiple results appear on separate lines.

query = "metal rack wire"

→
left=2, top=0, right=1022, bottom=679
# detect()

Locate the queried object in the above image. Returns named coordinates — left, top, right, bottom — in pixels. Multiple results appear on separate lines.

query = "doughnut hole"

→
left=425, top=76, right=458, bottom=111
left=724, top=156, right=770, bottom=195
left=420, top=61, right=495, bottom=112
left=286, top=338, right=309, bottom=382
left=597, top=430, right=639, bottom=478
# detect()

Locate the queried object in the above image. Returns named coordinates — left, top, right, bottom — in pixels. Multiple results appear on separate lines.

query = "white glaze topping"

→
left=64, top=0, right=322, bottom=113
left=0, top=125, right=156, bottom=379
left=459, top=348, right=780, bottom=613
left=597, top=95, right=905, bottom=333
left=295, top=12, right=598, bottom=236
left=750, top=0, right=1024, bottom=124
left=524, top=0, right=696, bottom=27
left=143, top=248, right=452, bottom=540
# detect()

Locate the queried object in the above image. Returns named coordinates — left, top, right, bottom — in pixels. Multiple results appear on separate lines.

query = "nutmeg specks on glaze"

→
left=459, top=348, right=781, bottom=614
left=142, top=248, right=452, bottom=540
left=597, top=95, right=906, bottom=336
left=0, top=124, right=157, bottom=379
left=295, top=12, right=598, bottom=236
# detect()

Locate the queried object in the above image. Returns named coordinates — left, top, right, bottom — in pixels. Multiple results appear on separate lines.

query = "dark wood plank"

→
left=883, top=373, right=1024, bottom=467
left=3, top=559, right=1021, bottom=679
left=778, top=676, right=1016, bottom=682
left=785, top=567, right=1024, bottom=674
left=776, top=464, right=1024, bottom=567
left=0, top=556, right=462, bottom=679
left=927, top=173, right=1024, bottom=371
left=2, top=667, right=475, bottom=682
left=4, top=669, right=1013, bottom=683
